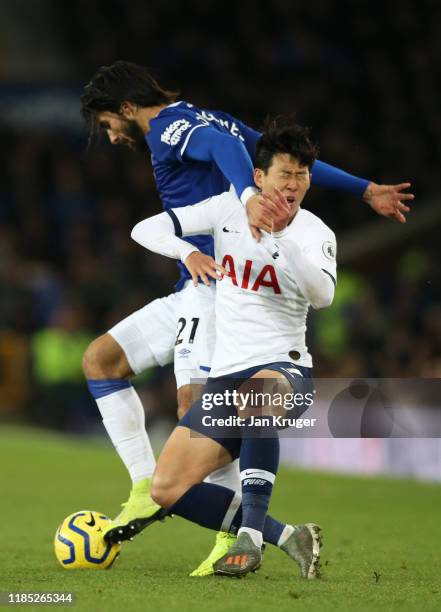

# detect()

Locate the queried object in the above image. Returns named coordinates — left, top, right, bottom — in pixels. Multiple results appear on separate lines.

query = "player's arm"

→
left=131, top=198, right=227, bottom=286
left=148, top=114, right=260, bottom=222
left=260, top=190, right=336, bottom=309
left=274, top=235, right=336, bottom=310
left=182, top=127, right=257, bottom=207
left=241, top=126, right=368, bottom=195
left=241, top=126, right=414, bottom=225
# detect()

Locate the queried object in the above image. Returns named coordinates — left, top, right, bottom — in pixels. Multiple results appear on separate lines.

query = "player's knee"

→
left=176, top=385, right=194, bottom=420
left=151, top=472, right=185, bottom=509
left=82, top=338, right=102, bottom=378
left=82, top=334, right=133, bottom=379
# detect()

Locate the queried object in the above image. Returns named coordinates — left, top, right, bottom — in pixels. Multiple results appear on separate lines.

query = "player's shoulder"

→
left=297, top=208, right=336, bottom=241
left=185, top=190, right=239, bottom=215
left=153, top=102, right=243, bottom=131
left=210, top=190, right=242, bottom=219
left=147, top=102, right=204, bottom=159
left=203, top=190, right=245, bottom=227
left=151, top=101, right=203, bottom=126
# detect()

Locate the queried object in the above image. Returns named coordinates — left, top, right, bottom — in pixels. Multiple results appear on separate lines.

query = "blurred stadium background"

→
left=1, top=0, right=440, bottom=477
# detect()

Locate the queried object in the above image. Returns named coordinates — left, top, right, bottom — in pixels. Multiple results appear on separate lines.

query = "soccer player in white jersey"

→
left=80, top=61, right=413, bottom=573
left=130, top=117, right=334, bottom=578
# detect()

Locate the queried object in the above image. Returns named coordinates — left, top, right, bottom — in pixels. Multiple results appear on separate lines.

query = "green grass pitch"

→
left=1, top=426, right=441, bottom=612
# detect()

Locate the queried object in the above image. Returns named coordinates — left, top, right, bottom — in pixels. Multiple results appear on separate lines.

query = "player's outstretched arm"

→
left=240, top=128, right=414, bottom=223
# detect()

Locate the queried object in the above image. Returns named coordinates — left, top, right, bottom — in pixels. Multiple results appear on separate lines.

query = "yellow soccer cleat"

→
left=103, top=478, right=167, bottom=544
left=190, top=531, right=238, bottom=577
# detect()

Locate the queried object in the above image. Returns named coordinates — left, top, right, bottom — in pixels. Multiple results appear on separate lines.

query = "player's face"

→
left=255, top=153, right=311, bottom=214
left=97, top=112, right=148, bottom=152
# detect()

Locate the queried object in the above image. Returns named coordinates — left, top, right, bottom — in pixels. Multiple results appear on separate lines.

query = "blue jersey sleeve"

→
left=243, top=127, right=369, bottom=197
left=183, top=127, right=255, bottom=203
left=230, top=122, right=369, bottom=197
left=311, top=160, right=369, bottom=197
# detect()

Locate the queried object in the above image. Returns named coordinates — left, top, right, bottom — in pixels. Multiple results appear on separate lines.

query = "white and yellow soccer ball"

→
left=54, top=510, right=121, bottom=569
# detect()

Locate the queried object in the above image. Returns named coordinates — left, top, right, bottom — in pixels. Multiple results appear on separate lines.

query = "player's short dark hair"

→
left=80, top=61, right=177, bottom=140
left=255, top=115, right=319, bottom=172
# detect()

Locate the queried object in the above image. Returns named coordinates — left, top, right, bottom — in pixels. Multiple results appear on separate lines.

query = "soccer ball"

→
left=54, top=510, right=121, bottom=569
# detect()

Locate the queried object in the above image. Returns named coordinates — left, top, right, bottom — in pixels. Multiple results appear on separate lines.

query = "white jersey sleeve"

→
left=302, top=227, right=337, bottom=285
left=170, top=192, right=228, bottom=237
left=131, top=193, right=229, bottom=263
left=268, top=219, right=337, bottom=309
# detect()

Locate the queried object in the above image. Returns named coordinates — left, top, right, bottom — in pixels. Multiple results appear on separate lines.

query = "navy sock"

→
left=230, top=506, right=286, bottom=545
left=168, top=482, right=240, bottom=531
left=87, top=378, right=131, bottom=400
left=168, top=481, right=286, bottom=545
left=239, top=420, right=279, bottom=533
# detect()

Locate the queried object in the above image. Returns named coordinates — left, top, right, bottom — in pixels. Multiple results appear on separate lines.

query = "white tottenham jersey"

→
left=171, top=191, right=337, bottom=378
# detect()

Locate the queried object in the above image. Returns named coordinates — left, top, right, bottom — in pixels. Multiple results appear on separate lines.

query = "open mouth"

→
left=286, top=196, right=296, bottom=204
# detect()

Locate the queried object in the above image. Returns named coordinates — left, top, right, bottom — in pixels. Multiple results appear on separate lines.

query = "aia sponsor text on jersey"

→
left=221, top=254, right=281, bottom=294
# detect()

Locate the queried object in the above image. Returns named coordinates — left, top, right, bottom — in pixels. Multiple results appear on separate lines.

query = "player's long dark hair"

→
left=255, top=115, right=319, bottom=171
left=80, top=61, right=177, bottom=145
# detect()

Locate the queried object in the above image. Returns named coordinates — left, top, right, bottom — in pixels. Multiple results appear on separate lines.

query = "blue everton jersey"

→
left=146, top=101, right=260, bottom=290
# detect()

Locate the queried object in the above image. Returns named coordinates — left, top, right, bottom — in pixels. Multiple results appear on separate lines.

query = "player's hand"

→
left=184, top=251, right=227, bottom=287
left=260, top=188, right=292, bottom=233
left=246, top=194, right=272, bottom=241
left=363, top=182, right=414, bottom=224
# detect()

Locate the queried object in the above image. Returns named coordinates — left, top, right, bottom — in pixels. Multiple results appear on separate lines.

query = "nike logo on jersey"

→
left=85, top=513, right=96, bottom=527
left=223, top=226, right=240, bottom=233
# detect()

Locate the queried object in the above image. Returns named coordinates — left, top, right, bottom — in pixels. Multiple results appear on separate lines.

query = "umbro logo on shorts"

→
left=178, top=348, right=191, bottom=356
left=223, top=226, right=240, bottom=234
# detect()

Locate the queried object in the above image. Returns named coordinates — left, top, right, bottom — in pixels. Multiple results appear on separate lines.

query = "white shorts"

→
left=109, top=281, right=216, bottom=389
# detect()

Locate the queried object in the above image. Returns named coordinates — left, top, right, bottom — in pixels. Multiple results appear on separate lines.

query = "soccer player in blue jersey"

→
left=80, top=61, right=413, bottom=575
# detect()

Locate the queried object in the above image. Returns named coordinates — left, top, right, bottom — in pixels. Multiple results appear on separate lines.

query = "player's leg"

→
left=172, top=282, right=241, bottom=575
left=153, top=388, right=321, bottom=579
left=83, top=292, right=178, bottom=542
left=151, top=425, right=233, bottom=507
left=178, top=383, right=240, bottom=499
left=211, top=369, right=284, bottom=575
left=214, top=367, right=321, bottom=578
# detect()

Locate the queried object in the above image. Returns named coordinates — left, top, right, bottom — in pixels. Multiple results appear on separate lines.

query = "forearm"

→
left=131, top=213, right=198, bottom=262
left=185, top=129, right=256, bottom=204
left=210, top=137, right=257, bottom=204
left=311, top=160, right=369, bottom=197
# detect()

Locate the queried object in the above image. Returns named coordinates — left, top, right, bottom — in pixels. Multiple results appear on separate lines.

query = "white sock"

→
left=238, top=527, right=263, bottom=548
left=205, top=458, right=241, bottom=494
left=96, top=386, right=156, bottom=483
left=277, top=524, right=295, bottom=548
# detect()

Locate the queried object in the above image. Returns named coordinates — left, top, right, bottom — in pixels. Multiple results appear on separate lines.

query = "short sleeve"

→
left=147, top=112, right=209, bottom=163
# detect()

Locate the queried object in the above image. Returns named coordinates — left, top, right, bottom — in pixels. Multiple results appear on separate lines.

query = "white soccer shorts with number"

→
left=109, top=281, right=216, bottom=388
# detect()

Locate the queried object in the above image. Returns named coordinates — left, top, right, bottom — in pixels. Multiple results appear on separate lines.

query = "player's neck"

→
left=287, top=206, right=301, bottom=226
left=140, top=105, right=168, bottom=134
